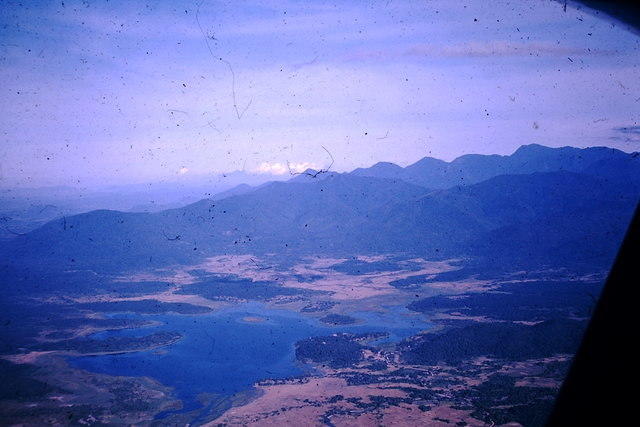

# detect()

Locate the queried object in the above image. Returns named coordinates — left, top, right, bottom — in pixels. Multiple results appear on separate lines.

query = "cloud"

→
left=610, top=125, right=640, bottom=145
left=255, top=162, right=288, bottom=175
left=178, top=167, right=189, bottom=175
left=344, top=41, right=614, bottom=63
left=255, top=161, right=318, bottom=175
left=614, top=126, right=640, bottom=135
left=406, top=41, right=603, bottom=58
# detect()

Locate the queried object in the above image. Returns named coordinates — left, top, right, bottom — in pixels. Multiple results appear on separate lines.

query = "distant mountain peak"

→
left=512, top=143, right=555, bottom=154
left=352, top=161, right=402, bottom=172
left=406, top=156, right=447, bottom=168
left=300, top=168, right=320, bottom=175
left=351, top=161, right=407, bottom=181
left=288, top=168, right=338, bottom=183
left=370, top=161, right=403, bottom=169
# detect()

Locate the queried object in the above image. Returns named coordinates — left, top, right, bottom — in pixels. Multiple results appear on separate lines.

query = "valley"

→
left=1, top=144, right=637, bottom=426
left=1, top=252, right=603, bottom=426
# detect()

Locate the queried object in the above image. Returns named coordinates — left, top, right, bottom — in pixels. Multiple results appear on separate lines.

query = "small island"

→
left=319, top=314, right=358, bottom=326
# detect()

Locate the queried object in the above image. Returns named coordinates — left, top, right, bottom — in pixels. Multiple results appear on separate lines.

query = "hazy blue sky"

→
left=1, top=0, right=639, bottom=187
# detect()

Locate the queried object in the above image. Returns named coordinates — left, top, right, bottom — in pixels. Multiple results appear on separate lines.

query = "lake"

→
left=69, top=301, right=432, bottom=419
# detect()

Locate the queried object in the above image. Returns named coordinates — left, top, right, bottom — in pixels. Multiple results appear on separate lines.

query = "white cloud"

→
left=255, top=161, right=318, bottom=175
left=255, top=162, right=288, bottom=175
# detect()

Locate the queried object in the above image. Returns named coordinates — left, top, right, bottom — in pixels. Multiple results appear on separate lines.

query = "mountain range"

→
left=352, top=143, right=639, bottom=188
left=1, top=144, right=638, bottom=275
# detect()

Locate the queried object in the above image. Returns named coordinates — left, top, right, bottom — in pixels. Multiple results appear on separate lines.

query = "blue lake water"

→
left=69, top=301, right=432, bottom=419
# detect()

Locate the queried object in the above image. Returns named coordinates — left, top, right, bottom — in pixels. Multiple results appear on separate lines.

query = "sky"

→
left=0, top=0, right=639, bottom=188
